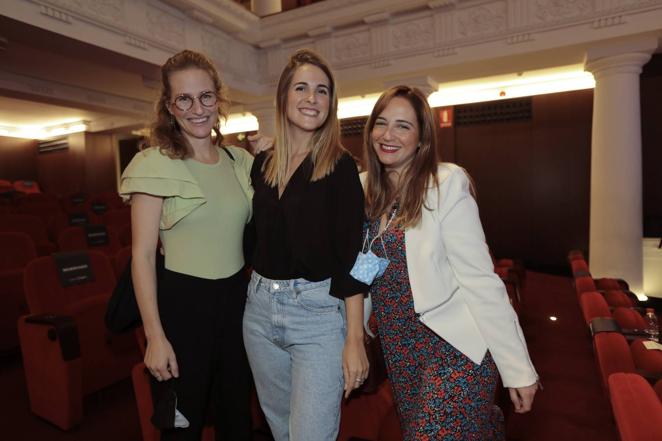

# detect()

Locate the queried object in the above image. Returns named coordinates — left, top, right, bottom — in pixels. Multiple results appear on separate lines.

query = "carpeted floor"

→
left=1, top=271, right=619, bottom=441
left=506, top=271, right=618, bottom=441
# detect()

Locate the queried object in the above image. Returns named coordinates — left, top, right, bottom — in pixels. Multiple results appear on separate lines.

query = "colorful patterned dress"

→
left=366, top=218, right=504, bottom=441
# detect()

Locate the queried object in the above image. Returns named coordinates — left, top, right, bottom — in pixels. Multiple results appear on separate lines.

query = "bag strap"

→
left=221, top=146, right=235, bottom=161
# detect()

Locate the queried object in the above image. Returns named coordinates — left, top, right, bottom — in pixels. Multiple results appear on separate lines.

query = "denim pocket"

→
left=295, top=283, right=339, bottom=314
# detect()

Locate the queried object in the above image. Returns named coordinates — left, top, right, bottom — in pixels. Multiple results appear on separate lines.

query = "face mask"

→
left=350, top=207, right=397, bottom=285
left=350, top=250, right=390, bottom=285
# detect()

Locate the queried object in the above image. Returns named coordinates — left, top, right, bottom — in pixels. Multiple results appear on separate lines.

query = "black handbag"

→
left=105, top=253, right=164, bottom=333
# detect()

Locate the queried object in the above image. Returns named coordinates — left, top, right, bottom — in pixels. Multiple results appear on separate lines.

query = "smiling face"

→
left=166, top=68, right=218, bottom=144
left=285, top=64, right=331, bottom=138
left=371, top=96, right=420, bottom=174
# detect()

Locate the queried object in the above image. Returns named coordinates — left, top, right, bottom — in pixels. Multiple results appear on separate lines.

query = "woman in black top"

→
left=243, top=49, right=369, bottom=441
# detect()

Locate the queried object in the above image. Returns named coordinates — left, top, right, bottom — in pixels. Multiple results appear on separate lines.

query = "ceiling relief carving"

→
left=145, top=8, right=185, bottom=47
left=455, top=3, right=507, bottom=38
left=334, top=31, right=371, bottom=63
left=534, top=0, right=592, bottom=22
left=390, top=18, right=434, bottom=51
left=40, top=0, right=125, bottom=23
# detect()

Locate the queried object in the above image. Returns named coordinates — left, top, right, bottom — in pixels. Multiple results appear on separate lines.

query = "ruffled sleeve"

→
left=119, top=147, right=205, bottom=230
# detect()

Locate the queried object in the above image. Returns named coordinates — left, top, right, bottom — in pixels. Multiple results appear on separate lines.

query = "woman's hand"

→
left=342, top=336, right=369, bottom=398
left=145, top=334, right=179, bottom=382
left=508, top=382, right=538, bottom=413
left=247, top=133, right=274, bottom=155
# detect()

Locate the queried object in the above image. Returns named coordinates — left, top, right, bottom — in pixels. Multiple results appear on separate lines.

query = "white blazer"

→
left=361, top=163, right=538, bottom=388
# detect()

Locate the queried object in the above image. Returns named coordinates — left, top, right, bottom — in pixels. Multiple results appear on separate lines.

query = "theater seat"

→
left=0, top=232, right=36, bottom=353
left=593, top=332, right=636, bottom=393
left=630, top=338, right=662, bottom=376
left=604, top=290, right=636, bottom=308
left=613, top=308, right=648, bottom=331
left=57, top=225, right=122, bottom=259
left=609, top=373, right=662, bottom=441
left=338, top=380, right=403, bottom=441
left=0, top=214, right=56, bottom=256
left=17, top=251, right=140, bottom=429
left=579, top=292, right=611, bottom=325
left=574, top=276, right=596, bottom=297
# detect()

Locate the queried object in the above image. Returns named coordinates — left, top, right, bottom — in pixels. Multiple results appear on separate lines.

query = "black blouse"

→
left=247, top=151, right=368, bottom=299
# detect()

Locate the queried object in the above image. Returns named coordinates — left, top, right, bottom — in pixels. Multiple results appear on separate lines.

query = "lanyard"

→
left=361, top=206, right=398, bottom=258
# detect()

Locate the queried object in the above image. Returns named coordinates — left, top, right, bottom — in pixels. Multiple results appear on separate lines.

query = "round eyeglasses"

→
left=172, top=91, right=218, bottom=112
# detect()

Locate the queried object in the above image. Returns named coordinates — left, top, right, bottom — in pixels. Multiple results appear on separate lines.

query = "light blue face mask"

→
left=350, top=209, right=397, bottom=285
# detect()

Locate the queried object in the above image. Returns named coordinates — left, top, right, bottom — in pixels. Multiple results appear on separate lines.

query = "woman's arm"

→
left=438, top=167, right=538, bottom=409
left=131, top=193, right=178, bottom=381
left=343, top=293, right=368, bottom=398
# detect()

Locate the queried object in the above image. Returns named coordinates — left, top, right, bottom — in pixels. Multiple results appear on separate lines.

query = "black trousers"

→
left=151, top=268, right=252, bottom=441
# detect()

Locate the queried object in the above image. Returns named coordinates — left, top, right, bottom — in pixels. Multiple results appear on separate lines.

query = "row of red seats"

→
left=569, top=250, right=662, bottom=441
left=15, top=249, right=140, bottom=430
left=0, top=179, right=41, bottom=195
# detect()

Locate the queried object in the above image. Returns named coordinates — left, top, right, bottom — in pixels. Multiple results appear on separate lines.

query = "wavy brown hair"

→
left=364, top=86, right=439, bottom=228
left=147, top=50, right=230, bottom=159
left=262, top=49, right=344, bottom=188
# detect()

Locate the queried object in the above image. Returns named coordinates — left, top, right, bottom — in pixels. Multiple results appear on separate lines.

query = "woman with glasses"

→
left=120, top=50, right=254, bottom=441
left=361, top=86, right=539, bottom=440
left=242, top=49, right=369, bottom=441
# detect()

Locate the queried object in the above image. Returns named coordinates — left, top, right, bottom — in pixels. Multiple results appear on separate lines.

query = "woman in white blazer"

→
left=360, top=85, right=538, bottom=440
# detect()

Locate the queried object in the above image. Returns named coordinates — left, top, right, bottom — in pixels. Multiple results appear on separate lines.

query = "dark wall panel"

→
left=642, top=53, right=662, bottom=237
left=0, top=136, right=38, bottom=181
left=36, top=132, right=86, bottom=194
left=451, top=90, right=593, bottom=270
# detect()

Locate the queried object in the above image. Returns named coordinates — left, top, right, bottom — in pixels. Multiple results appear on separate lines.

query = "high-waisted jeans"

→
left=243, top=271, right=346, bottom=441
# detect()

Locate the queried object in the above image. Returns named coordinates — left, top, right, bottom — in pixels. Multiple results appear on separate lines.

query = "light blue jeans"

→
left=243, top=271, right=346, bottom=441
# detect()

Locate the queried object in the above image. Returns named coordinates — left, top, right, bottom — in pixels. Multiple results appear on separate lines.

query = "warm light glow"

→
left=428, top=67, right=595, bottom=107
left=635, top=292, right=649, bottom=301
left=549, top=316, right=558, bottom=322
left=338, top=94, right=381, bottom=119
left=0, top=121, right=89, bottom=139
left=220, top=113, right=259, bottom=134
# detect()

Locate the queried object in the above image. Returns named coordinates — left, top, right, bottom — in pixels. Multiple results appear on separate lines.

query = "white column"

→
left=247, top=101, right=277, bottom=138
left=251, top=0, right=281, bottom=17
left=584, top=43, right=654, bottom=294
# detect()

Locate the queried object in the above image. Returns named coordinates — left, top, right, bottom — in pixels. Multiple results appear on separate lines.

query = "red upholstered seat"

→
left=338, top=380, right=403, bottom=441
left=0, top=214, right=56, bottom=256
left=574, top=276, right=596, bottom=296
left=103, top=207, right=131, bottom=229
left=0, top=232, right=36, bottom=352
left=17, top=251, right=140, bottom=429
left=579, top=291, right=611, bottom=325
left=57, top=225, right=122, bottom=259
left=595, top=278, right=622, bottom=291
left=604, top=290, right=635, bottom=308
left=609, top=373, right=662, bottom=441
left=571, top=259, right=589, bottom=275
left=613, top=308, right=648, bottom=331
left=630, top=338, right=662, bottom=376
left=13, top=180, right=41, bottom=194
left=593, top=332, right=636, bottom=393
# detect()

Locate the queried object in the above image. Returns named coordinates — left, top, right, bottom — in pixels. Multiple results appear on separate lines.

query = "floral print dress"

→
left=366, top=218, right=505, bottom=441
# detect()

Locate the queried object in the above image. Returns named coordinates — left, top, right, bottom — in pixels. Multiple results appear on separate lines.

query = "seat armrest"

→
left=24, top=314, right=80, bottom=361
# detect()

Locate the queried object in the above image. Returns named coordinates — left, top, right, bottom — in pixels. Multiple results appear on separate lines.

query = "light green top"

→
left=119, top=146, right=254, bottom=279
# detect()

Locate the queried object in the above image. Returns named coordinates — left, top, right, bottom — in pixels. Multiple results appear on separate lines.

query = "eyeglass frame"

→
left=170, top=91, right=219, bottom=112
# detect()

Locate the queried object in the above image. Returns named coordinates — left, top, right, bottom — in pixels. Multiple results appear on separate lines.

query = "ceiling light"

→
left=549, top=316, right=558, bottom=321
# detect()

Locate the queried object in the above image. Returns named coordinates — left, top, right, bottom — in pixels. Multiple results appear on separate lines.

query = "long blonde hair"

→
left=364, top=86, right=439, bottom=228
left=149, top=50, right=230, bottom=159
left=262, top=49, right=345, bottom=187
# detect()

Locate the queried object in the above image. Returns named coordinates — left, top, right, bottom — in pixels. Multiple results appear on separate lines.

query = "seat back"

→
left=23, top=251, right=116, bottom=315
left=579, top=291, right=611, bottom=325
left=103, top=208, right=131, bottom=230
left=575, top=276, right=596, bottom=295
left=0, top=214, right=50, bottom=244
left=57, top=226, right=121, bottom=257
left=594, top=332, right=636, bottom=392
left=613, top=308, right=647, bottom=330
left=609, top=373, right=662, bottom=441
left=0, top=232, right=37, bottom=270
